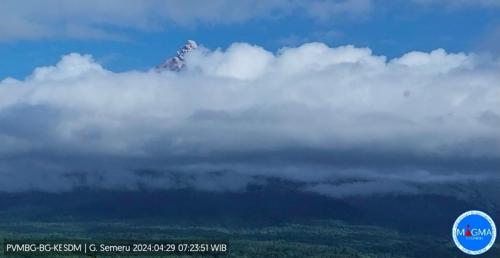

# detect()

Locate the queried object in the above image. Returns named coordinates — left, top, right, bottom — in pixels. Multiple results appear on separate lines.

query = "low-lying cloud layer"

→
left=1, top=42, right=499, bottom=196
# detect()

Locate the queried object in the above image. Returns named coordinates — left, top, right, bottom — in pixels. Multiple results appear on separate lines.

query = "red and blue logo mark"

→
left=453, top=210, right=497, bottom=255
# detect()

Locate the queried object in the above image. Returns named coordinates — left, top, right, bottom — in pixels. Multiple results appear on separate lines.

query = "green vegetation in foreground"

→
left=0, top=220, right=498, bottom=258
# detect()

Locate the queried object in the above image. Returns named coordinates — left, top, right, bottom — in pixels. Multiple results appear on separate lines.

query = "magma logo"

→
left=453, top=210, right=496, bottom=255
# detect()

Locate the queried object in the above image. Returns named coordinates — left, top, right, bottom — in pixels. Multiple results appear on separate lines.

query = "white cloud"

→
left=0, top=42, right=499, bottom=193
left=1, top=0, right=498, bottom=41
left=306, top=0, right=372, bottom=21
left=29, top=53, right=107, bottom=81
left=0, top=0, right=373, bottom=41
left=188, top=43, right=275, bottom=79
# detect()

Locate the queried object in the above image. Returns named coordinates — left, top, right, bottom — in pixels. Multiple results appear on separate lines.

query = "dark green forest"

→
left=0, top=187, right=498, bottom=257
left=0, top=220, right=498, bottom=257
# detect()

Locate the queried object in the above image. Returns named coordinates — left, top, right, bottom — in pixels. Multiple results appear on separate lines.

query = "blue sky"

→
left=1, top=0, right=499, bottom=80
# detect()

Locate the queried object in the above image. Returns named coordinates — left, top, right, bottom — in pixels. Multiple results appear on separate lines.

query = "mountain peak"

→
left=156, top=40, right=198, bottom=72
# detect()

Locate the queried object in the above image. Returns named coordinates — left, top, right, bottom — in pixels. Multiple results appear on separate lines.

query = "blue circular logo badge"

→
left=453, top=210, right=496, bottom=255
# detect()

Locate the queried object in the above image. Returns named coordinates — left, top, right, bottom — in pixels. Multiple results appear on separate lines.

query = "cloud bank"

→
left=0, top=42, right=499, bottom=196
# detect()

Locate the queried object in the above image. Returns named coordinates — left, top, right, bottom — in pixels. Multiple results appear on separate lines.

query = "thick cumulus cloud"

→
left=0, top=42, right=499, bottom=197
